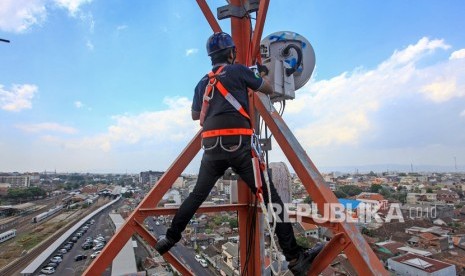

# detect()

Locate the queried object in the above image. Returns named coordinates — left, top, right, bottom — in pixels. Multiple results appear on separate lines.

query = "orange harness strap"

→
left=213, top=80, right=250, bottom=121
left=199, top=65, right=251, bottom=126
left=201, top=128, right=253, bottom=138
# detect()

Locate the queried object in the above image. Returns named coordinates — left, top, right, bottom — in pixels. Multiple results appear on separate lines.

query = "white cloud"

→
left=116, top=25, right=127, bottom=31
left=0, top=0, right=47, bottom=33
left=0, top=84, right=37, bottom=112
left=53, top=97, right=199, bottom=151
left=16, top=122, right=77, bottom=134
left=185, top=48, right=199, bottom=56
left=0, top=0, right=93, bottom=33
left=421, top=77, right=458, bottom=103
left=79, top=12, right=94, bottom=32
left=22, top=37, right=465, bottom=172
left=284, top=37, right=465, bottom=149
left=53, top=0, right=92, bottom=16
left=379, top=37, right=450, bottom=70
left=450, top=49, right=465, bottom=60
left=86, top=39, right=94, bottom=50
left=74, top=101, right=83, bottom=108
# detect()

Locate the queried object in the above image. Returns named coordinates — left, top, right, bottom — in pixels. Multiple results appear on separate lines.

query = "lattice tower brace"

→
left=83, top=1, right=389, bottom=275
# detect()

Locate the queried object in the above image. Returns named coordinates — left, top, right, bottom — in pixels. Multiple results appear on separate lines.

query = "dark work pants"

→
left=166, top=147, right=302, bottom=261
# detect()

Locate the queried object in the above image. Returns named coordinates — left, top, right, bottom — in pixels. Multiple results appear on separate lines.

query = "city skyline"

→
left=1, top=1, right=465, bottom=173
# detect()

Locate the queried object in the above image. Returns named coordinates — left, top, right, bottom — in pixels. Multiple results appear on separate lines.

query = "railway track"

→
left=0, top=201, right=107, bottom=276
left=0, top=196, right=65, bottom=233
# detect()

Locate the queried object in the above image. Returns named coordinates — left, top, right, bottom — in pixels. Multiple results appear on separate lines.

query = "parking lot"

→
left=37, top=207, right=115, bottom=275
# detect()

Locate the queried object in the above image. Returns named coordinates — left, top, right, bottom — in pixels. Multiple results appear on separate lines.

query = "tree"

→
left=370, top=184, right=382, bottom=193
left=213, top=216, right=223, bottom=226
left=338, top=185, right=362, bottom=197
left=7, top=187, right=47, bottom=202
left=333, top=190, right=348, bottom=198
left=29, top=187, right=46, bottom=198
left=361, top=227, right=374, bottom=237
left=295, top=236, right=311, bottom=248
left=228, top=218, right=238, bottom=229
left=303, top=195, right=312, bottom=203
left=380, top=187, right=392, bottom=198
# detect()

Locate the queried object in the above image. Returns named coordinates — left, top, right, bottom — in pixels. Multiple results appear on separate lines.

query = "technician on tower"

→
left=155, top=32, right=322, bottom=275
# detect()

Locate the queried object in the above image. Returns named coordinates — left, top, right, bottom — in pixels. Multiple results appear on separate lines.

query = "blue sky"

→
left=1, top=0, right=464, bottom=174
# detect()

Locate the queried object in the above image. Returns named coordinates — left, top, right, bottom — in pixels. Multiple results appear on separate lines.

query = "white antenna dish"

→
left=260, top=31, right=315, bottom=102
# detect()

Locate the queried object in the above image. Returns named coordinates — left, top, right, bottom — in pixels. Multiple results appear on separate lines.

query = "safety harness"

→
left=199, top=65, right=283, bottom=274
left=200, top=65, right=254, bottom=152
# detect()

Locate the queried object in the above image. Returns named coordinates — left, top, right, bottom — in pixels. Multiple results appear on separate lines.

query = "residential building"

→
left=172, top=176, right=184, bottom=189
left=406, top=192, right=438, bottom=204
left=0, top=183, right=11, bottom=196
left=139, top=171, right=164, bottom=185
left=269, top=162, right=292, bottom=203
left=388, top=253, right=456, bottom=276
left=0, top=175, right=30, bottom=188
left=417, top=232, right=449, bottom=252
left=219, top=242, right=239, bottom=276
left=356, top=192, right=389, bottom=210
left=436, top=189, right=459, bottom=204
left=202, top=245, right=221, bottom=270
left=299, top=222, right=319, bottom=239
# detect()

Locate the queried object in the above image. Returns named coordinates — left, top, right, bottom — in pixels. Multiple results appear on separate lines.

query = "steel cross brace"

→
left=308, top=233, right=351, bottom=276
left=82, top=130, right=203, bottom=275
left=83, top=1, right=388, bottom=275
left=254, top=93, right=389, bottom=275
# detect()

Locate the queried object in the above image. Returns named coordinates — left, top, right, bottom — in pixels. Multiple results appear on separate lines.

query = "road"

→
left=34, top=201, right=216, bottom=276
left=148, top=218, right=216, bottom=276
left=40, top=199, right=114, bottom=276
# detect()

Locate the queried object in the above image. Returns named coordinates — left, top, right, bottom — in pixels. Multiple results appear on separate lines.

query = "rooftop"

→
left=390, top=253, right=454, bottom=272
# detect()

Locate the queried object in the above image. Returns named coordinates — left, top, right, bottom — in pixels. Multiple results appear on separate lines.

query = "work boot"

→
left=288, top=243, right=324, bottom=276
left=155, top=237, right=176, bottom=255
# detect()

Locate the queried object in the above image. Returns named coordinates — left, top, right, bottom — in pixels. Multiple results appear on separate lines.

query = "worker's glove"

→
left=256, top=63, right=269, bottom=77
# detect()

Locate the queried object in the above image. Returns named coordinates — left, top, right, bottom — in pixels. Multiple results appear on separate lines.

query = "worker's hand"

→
left=256, top=63, right=269, bottom=77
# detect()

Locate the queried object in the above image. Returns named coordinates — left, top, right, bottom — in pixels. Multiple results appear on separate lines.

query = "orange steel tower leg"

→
left=83, top=1, right=389, bottom=275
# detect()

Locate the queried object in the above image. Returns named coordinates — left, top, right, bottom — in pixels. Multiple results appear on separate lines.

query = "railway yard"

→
left=0, top=196, right=112, bottom=275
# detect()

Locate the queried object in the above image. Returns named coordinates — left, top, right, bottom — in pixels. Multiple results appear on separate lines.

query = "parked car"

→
left=90, top=250, right=101, bottom=259
left=93, top=243, right=104, bottom=251
left=82, top=243, right=92, bottom=250
left=71, top=237, right=78, bottom=243
left=195, top=255, right=202, bottom=262
left=58, top=248, right=67, bottom=254
left=74, top=255, right=87, bottom=261
left=43, top=262, right=58, bottom=269
left=199, top=259, right=208, bottom=268
left=53, top=253, right=64, bottom=258
left=50, top=256, right=62, bottom=263
left=40, top=267, right=55, bottom=274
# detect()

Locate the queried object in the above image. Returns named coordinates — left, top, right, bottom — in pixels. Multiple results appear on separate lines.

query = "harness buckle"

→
left=203, top=78, right=217, bottom=102
left=251, top=134, right=265, bottom=163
